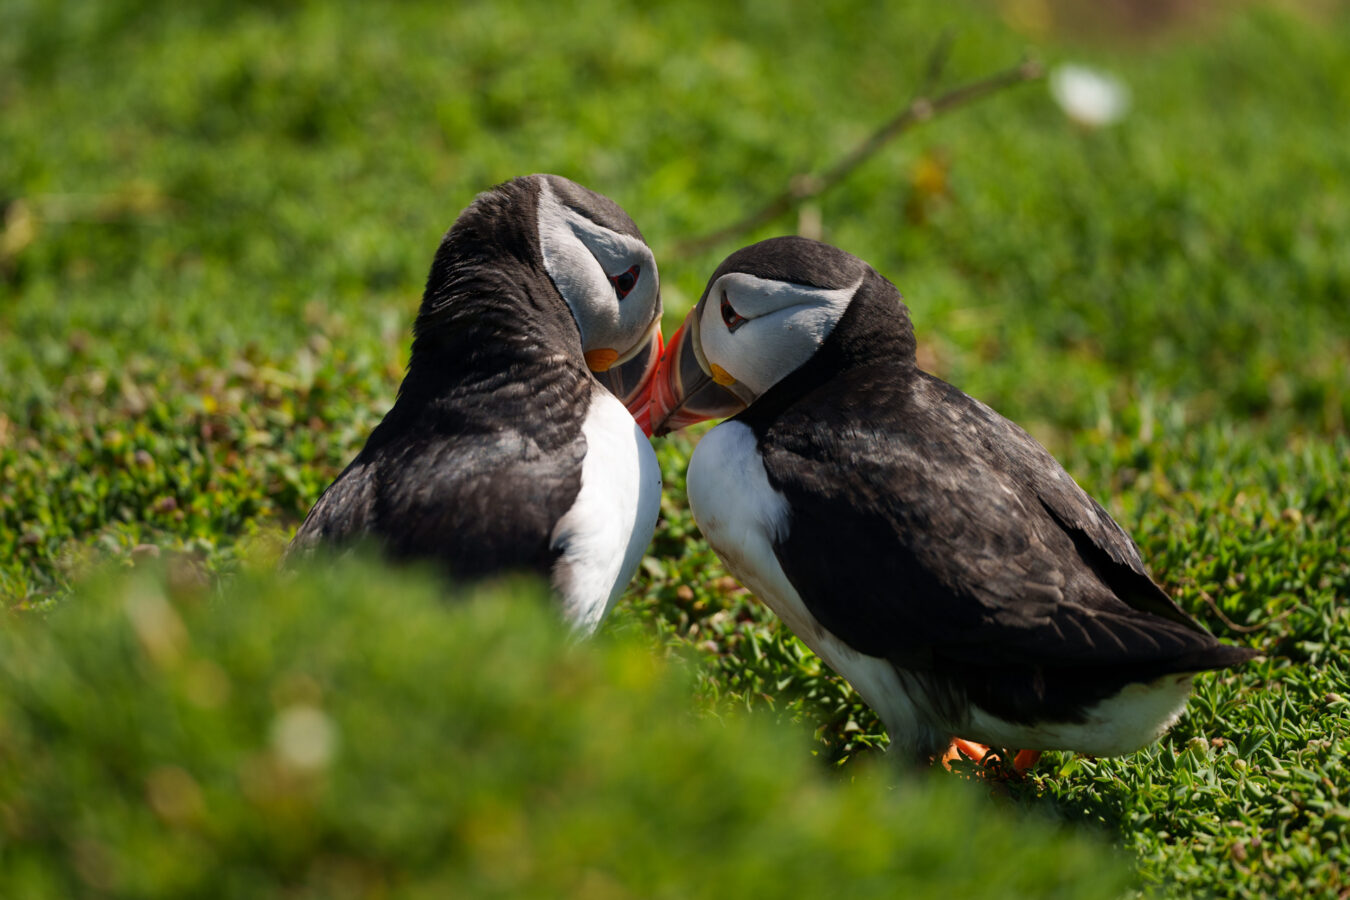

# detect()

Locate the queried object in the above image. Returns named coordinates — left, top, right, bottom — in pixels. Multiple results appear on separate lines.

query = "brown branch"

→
left=670, top=53, right=1044, bottom=260
left=1197, top=587, right=1291, bottom=636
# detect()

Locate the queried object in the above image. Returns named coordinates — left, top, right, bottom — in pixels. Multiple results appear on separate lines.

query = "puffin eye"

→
left=609, top=265, right=640, bottom=300
left=720, top=291, right=747, bottom=332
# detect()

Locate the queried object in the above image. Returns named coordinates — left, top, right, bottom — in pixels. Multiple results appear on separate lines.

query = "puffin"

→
left=648, top=235, right=1255, bottom=767
left=289, top=175, right=663, bottom=635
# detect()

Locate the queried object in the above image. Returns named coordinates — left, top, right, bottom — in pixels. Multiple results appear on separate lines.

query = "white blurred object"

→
left=271, top=705, right=338, bottom=771
left=1049, top=64, right=1130, bottom=128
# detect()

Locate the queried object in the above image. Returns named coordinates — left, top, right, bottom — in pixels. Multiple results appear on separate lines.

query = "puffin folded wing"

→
left=288, top=458, right=378, bottom=556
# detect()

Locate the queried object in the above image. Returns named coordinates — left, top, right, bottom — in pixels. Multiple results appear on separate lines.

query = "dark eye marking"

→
left=609, top=265, right=640, bottom=300
left=720, top=291, right=747, bottom=332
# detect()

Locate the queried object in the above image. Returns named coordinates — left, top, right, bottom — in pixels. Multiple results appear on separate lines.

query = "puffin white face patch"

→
left=536, top=181, right=660, bottom=365
left=696, top=271, right=861, bottom=398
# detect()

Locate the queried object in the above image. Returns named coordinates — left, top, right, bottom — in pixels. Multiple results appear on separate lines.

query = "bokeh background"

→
left=2, top=0, right=1347, bottom=896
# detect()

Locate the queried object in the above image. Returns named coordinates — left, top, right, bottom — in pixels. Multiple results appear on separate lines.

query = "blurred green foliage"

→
left=2, top=0, right=1348, bottom=896
left=0, top=560, right=1130, bottom=898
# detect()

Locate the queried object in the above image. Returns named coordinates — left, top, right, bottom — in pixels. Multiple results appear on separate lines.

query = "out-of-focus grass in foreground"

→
left=0, top=560, right=1128, bottom=898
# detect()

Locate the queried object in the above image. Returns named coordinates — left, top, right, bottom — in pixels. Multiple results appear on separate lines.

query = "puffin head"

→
left=410, top=174, right=662, bottom=422
left=535, top=176, right=663, bottom=420
left=649, top=236, right=915, bottom=434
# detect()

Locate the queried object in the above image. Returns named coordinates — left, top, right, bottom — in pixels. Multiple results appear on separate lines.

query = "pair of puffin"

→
left=292, top=176, right=1253, bottom=765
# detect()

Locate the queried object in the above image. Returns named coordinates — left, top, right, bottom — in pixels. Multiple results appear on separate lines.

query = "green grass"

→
left=0, top=561, right=1130, bottom=898
left=2, top=0, right=1348, bottom=895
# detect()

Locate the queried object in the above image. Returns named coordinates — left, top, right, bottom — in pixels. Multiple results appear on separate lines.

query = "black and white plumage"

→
left=649, top=236, right=1255, bottom=761
left=290, top=175, right=663, bottom=634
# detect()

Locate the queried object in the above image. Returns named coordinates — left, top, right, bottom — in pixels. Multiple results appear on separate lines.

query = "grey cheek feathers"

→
left=700, top=272, right=862, bottom=397
left=536, top=181, right=657, bottom=355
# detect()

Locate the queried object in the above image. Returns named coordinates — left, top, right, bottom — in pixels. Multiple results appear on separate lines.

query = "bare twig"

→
left=1197, top=587, right=1292, bottom=636
left=670, top=51, right=1044, bottom=259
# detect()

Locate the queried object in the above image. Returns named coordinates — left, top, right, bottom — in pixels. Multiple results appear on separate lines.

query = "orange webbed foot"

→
left=939, top=739, right=1041, bottom=779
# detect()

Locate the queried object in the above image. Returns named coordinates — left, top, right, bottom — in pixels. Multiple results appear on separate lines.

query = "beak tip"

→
left=644, top=314, right=749, bottom=435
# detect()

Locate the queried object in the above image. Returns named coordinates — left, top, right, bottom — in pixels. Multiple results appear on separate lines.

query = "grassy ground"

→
left=2, top=0, right=1348, bottom=895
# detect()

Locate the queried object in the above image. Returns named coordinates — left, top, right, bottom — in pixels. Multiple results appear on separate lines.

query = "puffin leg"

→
left=940, top=738, right=991, bottom=769
left=939, top=739, right=1041, bottom=777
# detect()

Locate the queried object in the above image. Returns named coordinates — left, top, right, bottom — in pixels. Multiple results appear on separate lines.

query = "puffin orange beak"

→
left=648, top=309, right=748, bottom=436
left=591, top=321, right=663, bottom=433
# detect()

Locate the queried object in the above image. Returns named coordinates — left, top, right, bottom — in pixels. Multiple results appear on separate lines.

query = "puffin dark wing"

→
left=929, top=369, right=1220, bottom=633
left=290, top=421, right=585, bottom=580
left=755, top=366, right=1251, bottom=678
left=290, top=458, right=378, bottom=550
left=290, top=352, right=591, bottom=581
left=975, top=392, right=1206, bottom=632
left=369, top=425, right=586, bottom=578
